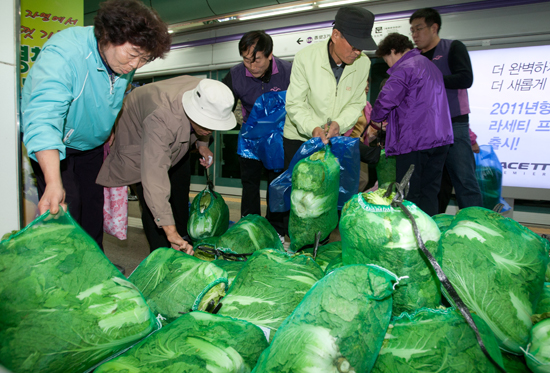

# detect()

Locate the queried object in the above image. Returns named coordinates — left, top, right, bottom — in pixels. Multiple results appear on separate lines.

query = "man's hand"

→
left=163, top=225, right=194, bottom=255
left=366, top=124, right=378, bottom=143
left=472, top=142, right=480, bottom=154
left=326, top=121, right=340, bottom=140
left=198, top=145, right=214, bottom=168
left=312, top=126, right=329, bottom=144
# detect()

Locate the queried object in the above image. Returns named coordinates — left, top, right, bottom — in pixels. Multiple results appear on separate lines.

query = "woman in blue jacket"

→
left=21, top=0, right=171, bottom=249
left=369, top=33, right=454, bottom=216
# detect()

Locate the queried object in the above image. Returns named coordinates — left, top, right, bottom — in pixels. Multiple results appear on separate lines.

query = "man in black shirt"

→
left=410, top=8, right=482, bottom=212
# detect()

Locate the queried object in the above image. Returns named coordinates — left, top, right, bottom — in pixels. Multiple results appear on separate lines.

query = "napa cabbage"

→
left=525, top=318, right=550, bottom=373
left=95, top=311, right=269, bottom=373
left=340, top=190, right=442, bottom=316
left=188, top=188, right=230, bottom=241
left=128, top=248, right=228, bottom=324
left=0, top=211, right=158, bottom=373
left=371, top=308, right=504, bottom=372
left=440, top=207, right=549, bottom=354
left=289, top=148, right=339, bottom=252
left=252, top=264, right=397, bottom=373
left=218, top=249, right=324, bottom=339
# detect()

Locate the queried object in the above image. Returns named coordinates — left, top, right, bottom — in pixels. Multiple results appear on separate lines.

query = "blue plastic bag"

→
left=474, top=145, right=511, bottom=212
left=237, top=91, right=286, bottom=171
left=269, top=137, right=360, bottom=212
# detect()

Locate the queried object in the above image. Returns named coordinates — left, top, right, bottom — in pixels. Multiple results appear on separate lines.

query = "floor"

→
left=103, top=193, right=550, bottom=277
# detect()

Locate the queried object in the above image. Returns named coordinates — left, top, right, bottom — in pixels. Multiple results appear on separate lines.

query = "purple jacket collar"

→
left=387, top=49, right=421, bottom=75
left=245, top=57, right=279, bottom=78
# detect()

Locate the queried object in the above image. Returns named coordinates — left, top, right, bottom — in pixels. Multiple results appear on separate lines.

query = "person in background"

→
left=97, top=78, right=236, bottom=254
left=283, top=6, right=377, bottom=166
left=368, top=33, right=453, bottom=216
left=21, top=0, right=171, bottom=250
left=438, top=128, right=480, bottom=213
left=222, top=31, right=292, bottom=241
left=410, top=7, right=482, bottom=212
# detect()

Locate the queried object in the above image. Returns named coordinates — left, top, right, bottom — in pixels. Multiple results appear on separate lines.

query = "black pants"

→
left=31, top=146, right=105, bottom=250
left=134, top=153, right=191, bottom=252
left=396, top=145, right=450, bottom=217
left=239, top=156, right=284, bottom=236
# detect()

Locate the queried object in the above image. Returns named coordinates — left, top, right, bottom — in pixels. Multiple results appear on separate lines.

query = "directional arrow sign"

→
left=297, top=38, right=303, bottom=45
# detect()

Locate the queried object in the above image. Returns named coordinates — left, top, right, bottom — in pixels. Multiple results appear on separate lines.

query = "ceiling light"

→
left=168, top=29, right=174, bottom=34
left=318, top=0, right=367, bottom=8
left=239, top=5, right=314, bottom=21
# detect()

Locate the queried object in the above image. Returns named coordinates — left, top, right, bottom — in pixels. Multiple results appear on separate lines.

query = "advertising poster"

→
left=469, top=46, right=550, bottom=190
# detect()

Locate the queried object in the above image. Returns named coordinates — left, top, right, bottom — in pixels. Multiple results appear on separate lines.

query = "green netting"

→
left=128, top=248, right=228, bottom=324
left=188, top=188, right=230, bottom=241
left=376, top=149, right=396, bottom=189
left=325, top=254, right=343, bottom=275
left=218, top=249, right=324, bottom=340
left=95, top=311, right=269, bottom=373
left=502, top=351, right=531, bottom=373
left=371, top=307, right=504, bottom=372
left=525, top=318, right=550, bottom=373
left=301, top=241, right=342, bottom=271
left=0, top=210, right=158, bottom=373
left=251, top=264, right=398, bottom=373
left=289, top=147, right=340, bottom=252
left=440, top=206, right=550, bottom=354
left=194, top=214, right=284, bottom=261
left=432, top=213, right=455, bottom=233
left=534, top=283, right=550, bottom=323
left=341, top=190, right=442, bottom=316
left=212, top=259, right=246, bottom=287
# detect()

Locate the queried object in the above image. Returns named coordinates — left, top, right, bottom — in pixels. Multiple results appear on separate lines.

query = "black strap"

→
left=390, top=165, right=506, bottom=373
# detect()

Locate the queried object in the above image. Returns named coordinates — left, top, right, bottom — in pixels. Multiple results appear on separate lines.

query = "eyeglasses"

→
left=410, top=25, right=428, bottom=34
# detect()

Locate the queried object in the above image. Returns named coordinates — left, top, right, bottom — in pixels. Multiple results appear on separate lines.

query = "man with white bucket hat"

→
left=97, top=76, right=236, bottom=254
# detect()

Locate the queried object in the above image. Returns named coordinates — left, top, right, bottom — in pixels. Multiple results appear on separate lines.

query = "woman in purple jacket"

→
left=369, top=33, right=454, bottom=216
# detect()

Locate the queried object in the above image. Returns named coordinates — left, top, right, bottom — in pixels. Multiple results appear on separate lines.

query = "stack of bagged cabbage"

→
left=1, top=148, right=549, bottom=373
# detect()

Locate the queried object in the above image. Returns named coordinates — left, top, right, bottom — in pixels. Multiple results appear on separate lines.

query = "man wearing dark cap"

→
left=283, top=6, right=377, bottom=165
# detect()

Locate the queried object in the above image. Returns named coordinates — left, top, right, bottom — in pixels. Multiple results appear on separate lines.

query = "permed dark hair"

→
left=409, top=8, right=442, bottom=34
left=94, top=0, right=171, bottom=61
left=238, top=31, right=273, bottom=62
left=375, top=33, right=414, bottom=57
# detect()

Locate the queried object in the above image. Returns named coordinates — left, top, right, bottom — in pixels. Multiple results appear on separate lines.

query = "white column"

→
left=0, top=0, right=21, bottom=234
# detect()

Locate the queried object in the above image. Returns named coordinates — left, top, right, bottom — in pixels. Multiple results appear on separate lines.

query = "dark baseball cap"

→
left=333, top=6, right=377, bottom=51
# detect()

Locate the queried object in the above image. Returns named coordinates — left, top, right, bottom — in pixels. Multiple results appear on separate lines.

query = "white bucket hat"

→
left=182, top=79, right=236, bottom=131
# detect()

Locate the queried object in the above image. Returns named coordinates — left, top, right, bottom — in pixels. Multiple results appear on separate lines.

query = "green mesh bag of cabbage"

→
left=0, top=210, right=159, bottom=373
left=376, top=149, right=396, bottom=190
left=371, top=307, right=504, bottom=372
left=340, top=189, right=442, bottom=316
left=194, top=214, right=284, bottom=261
left=212, top=259, right=245, bottom=287
left=301, top=241, right=342, bottom=271
left=95, top=311, right=269, bottom=373
left=188, top=188, right=230, bottom=241
left=218, top=249, right=324, bottom=340
left=432, top=213, right=455, bottom=233
left=524, top=318, right=550, bottom=373
left=128, top=248, right=228, bottom=324
left=252, top=264, right=398, bottom=373
left=289, top=147, right=340, bottom=252
left=440, top=206, right=550, bottom=354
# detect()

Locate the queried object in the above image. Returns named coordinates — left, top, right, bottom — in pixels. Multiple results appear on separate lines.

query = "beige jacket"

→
left=96, top=75, right=209, bottom=227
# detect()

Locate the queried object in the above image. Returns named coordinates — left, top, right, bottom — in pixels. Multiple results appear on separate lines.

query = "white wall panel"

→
left=0, top=0, right=16, bottom=64
left=0, top=38, right=21, bottom=232
left=136, top=45, right=214, bottom=77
